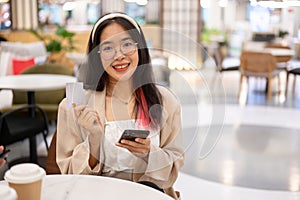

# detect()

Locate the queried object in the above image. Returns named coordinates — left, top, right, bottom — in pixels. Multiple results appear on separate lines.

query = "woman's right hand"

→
left=73, top=104, right=102, bottom=135
left=73, top=104, right=103, bottom=151
left=73, top=105, right=102, bottom=167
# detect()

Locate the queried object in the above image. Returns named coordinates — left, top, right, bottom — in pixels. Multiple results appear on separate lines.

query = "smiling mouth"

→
left=113, top=63, right=130, bottom=72
left=113, top=64, right=129, bottom=69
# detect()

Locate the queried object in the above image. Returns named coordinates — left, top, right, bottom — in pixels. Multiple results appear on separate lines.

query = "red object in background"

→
left=12, top=58, right=35, bottom=75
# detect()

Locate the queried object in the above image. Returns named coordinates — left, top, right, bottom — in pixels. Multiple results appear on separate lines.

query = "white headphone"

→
left=91, top=13, right=141, bottom=43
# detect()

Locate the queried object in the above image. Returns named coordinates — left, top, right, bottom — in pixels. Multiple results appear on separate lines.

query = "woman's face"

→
left=99, top=22, right=139, bottom=82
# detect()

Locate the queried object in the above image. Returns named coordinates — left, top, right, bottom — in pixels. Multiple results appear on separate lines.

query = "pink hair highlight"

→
left=137, top=88, right=150, bottom=127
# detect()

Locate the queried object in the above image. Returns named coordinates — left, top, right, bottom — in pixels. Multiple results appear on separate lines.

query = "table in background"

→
left=263, top=48, right=294, bottom=63
left=0, top=74, right=77, bottom=163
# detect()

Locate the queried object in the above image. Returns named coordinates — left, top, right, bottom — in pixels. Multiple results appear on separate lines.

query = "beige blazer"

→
left=56, top=85, right=184, bottom=199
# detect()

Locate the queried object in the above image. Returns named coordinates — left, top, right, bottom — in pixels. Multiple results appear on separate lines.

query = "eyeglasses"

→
left=98, top=39, right=138, bottom=60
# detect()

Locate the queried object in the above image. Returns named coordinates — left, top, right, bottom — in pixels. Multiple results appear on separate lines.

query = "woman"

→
left=56, top=12, right=184, bottom=199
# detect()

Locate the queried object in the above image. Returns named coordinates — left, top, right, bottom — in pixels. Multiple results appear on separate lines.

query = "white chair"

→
left=0, top=41, right=48, bottom=76
left=1, top=41, right=47, bottom=58
left=0, top=51, right=14, bottom=76
left=0, top=90, right=13, bottom=109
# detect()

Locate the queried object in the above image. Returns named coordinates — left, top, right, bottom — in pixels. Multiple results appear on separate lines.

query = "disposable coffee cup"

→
left=0, top=185, right=18, bottom=200
left=4, top=163, right=46, bottom=200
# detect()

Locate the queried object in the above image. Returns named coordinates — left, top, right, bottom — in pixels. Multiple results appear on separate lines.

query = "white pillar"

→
left=102, top=0, right=125, bottom=14
left=162, top=0, right=201, bottom=69
left=11, top=0, right=38, bottom=30
left=72, top=1, right=88, bottom=25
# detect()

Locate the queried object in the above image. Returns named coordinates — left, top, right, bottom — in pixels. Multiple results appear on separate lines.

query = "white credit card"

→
left=66, top=82, right=85, bottom=109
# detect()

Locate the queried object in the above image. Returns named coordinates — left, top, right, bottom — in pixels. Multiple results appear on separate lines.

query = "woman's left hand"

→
left=116, top=138, right=151, bottom=155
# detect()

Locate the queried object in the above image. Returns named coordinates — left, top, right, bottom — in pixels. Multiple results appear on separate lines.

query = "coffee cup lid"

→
left=4, top=163, right=46, bottom=184
left=0, top=185, right=18, bottom=200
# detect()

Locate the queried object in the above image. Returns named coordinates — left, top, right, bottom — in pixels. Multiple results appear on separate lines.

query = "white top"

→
left=101, top=119, right=160, bottom=175
left=0, top=74, right=77, bottom=91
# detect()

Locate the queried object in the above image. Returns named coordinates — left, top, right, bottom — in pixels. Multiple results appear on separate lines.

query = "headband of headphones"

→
left=92, top=13, right=141, bottom=43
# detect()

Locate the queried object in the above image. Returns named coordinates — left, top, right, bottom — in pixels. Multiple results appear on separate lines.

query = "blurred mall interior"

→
left=1, top=0, right=300, bottom=199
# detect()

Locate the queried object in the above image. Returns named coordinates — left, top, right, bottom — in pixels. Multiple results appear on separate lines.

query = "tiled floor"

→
left=170, top=64, right=300, bottom=199
left=1, top=61, right=300, bottom=199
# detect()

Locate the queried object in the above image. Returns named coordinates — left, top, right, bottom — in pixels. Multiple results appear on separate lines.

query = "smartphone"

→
left=119, top=129, right=150, bottom=142
left=0, top=149, right=10, bottom=160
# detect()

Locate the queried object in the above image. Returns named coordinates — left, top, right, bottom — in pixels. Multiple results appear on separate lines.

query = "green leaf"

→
left=46, top=40, right=62, bottom=52
left=28, top=25, right=76, bottom=52
left=28, top=28, right=45, bottom=41
left=56, top=26, right=75, bottom=38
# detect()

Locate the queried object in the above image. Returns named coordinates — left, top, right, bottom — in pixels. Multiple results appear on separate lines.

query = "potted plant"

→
left=278, top=29, right=289, bottom=38
left=201, top=27, right=229, bottom=57
left=29, top=26, right=77, bottom=70
left=29, top=26, right=76, bottom=52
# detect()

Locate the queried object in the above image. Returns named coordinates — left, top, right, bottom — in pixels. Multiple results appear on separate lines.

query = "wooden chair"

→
left=213, top=46, right=240, bottom=73
left=45, top=130, right=61, bottom=174
left=239, top=51, right=281, bottom=101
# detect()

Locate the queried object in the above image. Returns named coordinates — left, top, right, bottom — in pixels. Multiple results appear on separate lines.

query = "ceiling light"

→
left=201, top=0, right=211, bottom=8
left=123, top=0, right=136, bottom=2
left=251, top=0, right=300, bottom=8
left=287, top=1, right=300, bottom=7
left=63, top=2, right=75, bottom=11
left=136, top=0, right=148, bottom=6
left=218, top=0, right=228, bottom=7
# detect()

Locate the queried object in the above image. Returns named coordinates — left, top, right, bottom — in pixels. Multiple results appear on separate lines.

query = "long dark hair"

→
left=81, top=13, right=162, bottom=128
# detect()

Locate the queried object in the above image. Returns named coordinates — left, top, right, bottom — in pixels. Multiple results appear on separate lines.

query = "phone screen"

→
left=119, top=129, right=150, bottom=142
